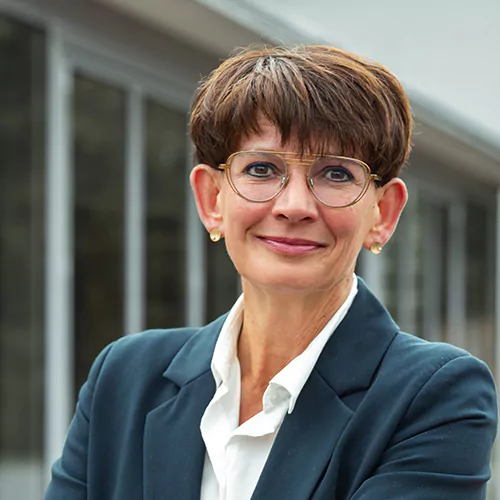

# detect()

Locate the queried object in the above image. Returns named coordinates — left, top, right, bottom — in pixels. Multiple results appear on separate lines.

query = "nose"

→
left=271, top=169, right=319, bottom=223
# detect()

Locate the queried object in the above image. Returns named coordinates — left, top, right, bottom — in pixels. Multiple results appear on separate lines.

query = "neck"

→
left=237, top=273, right=354, bottom=387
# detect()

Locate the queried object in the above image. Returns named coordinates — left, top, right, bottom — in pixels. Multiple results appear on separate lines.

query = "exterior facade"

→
left=0, top=1, right=498, bottom=499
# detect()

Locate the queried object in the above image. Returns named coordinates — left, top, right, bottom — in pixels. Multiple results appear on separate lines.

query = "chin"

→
left=242, top=266, right=330, bottom=293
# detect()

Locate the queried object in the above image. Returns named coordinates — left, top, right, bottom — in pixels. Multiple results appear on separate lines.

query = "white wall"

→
left=200, top=0, right=500, bottom=145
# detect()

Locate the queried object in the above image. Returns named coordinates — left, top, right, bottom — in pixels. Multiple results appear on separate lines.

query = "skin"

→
left=190, top=121, right=408, bottom=424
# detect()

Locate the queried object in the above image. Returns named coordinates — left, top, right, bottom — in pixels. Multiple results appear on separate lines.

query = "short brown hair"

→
left=189, top=45, right=413, bottom=183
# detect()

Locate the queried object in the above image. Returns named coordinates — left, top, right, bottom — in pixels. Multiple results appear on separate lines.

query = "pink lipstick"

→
left=257, top=236, right=325, bottom=255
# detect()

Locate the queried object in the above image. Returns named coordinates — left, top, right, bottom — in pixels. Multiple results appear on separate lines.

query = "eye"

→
left=322, top=166, right=354, bottom=183
left=244, top=161, right=278, bottom=178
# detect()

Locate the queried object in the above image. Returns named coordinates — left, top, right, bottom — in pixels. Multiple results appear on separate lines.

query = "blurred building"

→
left=0, top=0, right=498, bottom=499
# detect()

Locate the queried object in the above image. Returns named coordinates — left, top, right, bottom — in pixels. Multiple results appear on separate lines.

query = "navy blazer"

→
left=45, top=280, right=497, bottom=499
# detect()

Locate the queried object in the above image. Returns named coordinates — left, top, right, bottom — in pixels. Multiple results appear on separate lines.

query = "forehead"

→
left=237, top=119, right=341, bottom=158
left=238, top=120, right=282, bottom=150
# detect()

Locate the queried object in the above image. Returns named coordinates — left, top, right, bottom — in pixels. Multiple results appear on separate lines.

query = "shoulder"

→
left=382, top=331, right=494, bottom=386
left=377, top=331, right=496, bottom=418
left=84, top=313, right=227, bottom=392
left=82, top=326, right=203, bottom=396
left=105, top=326, right=199, bottom=363
left=353, top=331, right=498, bottom=452
left=386, top=331, right=472, bottom=375
left=381, top=333, right=497, bottom=453
left=337, top=332, right=497, bottom=498
left=106, top=327, right=199, bottom=365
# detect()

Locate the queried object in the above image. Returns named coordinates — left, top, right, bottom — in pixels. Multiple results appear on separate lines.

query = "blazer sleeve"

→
left=351, top=355, right=498, bottom=500
left=44, top=342, right=115, bottom=500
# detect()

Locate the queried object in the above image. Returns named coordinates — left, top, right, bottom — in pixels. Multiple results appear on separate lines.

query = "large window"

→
left=0, top=14, right=46, bottom=499
left=71, top=76, right=192, bottom=391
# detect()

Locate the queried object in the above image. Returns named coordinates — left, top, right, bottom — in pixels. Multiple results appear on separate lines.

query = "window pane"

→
left=205, top=242, right=238, bottom=322
left=466, top=202, right=495, bottom=367
left=0, top=15, right=45, bottom=500
left=400, top=198, right=449, bottom=344
left=422, top=201, right=448, bottom=343
left=145, top=99, right=187, bottom=328
left=73, top=74, right=125, bottom=394
left=380, top=187, right=450, bottom=342
left=378, top=188, right=424, bottom=337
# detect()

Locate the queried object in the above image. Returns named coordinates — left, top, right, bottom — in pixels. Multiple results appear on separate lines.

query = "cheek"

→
left=221, top=197, right=267, bottom=254
left=223, top=209, right=261, bottom=277
left=323, top=207, right=373, bottom=248
left=224, top=202, right=265, bottom=234
left=324, top=208, right=360, bottom=236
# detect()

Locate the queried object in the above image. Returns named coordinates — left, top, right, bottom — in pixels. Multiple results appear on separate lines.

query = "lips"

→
left=257, top=236, right=326, bottom=255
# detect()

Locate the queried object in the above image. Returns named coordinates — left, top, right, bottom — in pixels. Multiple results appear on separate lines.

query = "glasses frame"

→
left=218, top=150, right=382, bottom=208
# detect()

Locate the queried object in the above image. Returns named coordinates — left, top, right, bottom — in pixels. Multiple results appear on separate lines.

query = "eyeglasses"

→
left=218, top=150, right=381, bottom=208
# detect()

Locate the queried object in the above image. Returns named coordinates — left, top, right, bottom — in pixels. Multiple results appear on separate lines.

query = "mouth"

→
left=257, top=236, right=326, bottom=255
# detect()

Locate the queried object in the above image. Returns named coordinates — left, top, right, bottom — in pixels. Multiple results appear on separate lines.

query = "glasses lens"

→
left=308, top=157, right=368, bottom=207
left=228, top=152, right=286, bottom=201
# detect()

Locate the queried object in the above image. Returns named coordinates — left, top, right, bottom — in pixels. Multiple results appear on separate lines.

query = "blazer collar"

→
left=315, top=277, right=399, bottom=396
left=162, top=313, right=227, bottom=386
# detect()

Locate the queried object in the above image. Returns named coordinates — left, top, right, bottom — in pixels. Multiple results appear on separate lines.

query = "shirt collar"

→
left=210, top=294, right=244, bottom=389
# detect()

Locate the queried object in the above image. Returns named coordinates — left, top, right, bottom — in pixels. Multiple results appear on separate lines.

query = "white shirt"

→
left=200, top=276, right=358, bottom=500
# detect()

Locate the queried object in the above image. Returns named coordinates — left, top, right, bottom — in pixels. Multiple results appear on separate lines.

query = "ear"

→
left=190, top=164, right=224, bottom=234
left=364, top=178, right=408, bottom=250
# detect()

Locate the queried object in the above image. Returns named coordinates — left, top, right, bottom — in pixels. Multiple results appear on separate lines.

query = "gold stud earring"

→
left=370, top=242, right=383, bottom=255
left=210, top=228, right=222, bottom=242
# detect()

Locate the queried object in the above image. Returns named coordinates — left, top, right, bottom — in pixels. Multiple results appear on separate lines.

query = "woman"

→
left=46, top=46, right=497, bottom=500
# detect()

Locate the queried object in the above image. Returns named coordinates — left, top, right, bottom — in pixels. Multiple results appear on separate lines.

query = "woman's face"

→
left=214, top=122, right=385, bottom=294
left=192, top=121, right=406, bottom=296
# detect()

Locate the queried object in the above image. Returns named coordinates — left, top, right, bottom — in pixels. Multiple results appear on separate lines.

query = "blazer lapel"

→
left=143, top=316, right=225, bottom=500
left=251, top=370, right=353, bottom=500
left=252, top=278, right=399, bottom=500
